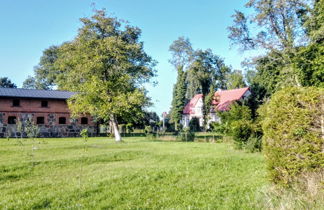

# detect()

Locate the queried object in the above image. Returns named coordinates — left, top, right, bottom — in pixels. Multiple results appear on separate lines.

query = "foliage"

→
left=168, top=36, right=193, bottom=70
left=0, top=137, right=267, bottom=209
left=23, top=46, right=60, bottom=90
left=186, top=49, right=231, bottom=128
left=144, top=125, right=153, bottom=134
left=189, top=117, right=201, bottom=132
left=218, top=102, right=252, bottom=125
left=133, top=111, right=160, bottom=129
left=303, top=0, right=324, bottom=43
left=25, top=119, right=40, bottom=139
left=0, top=77, right=17, bottom=88
left=230, top=119, right=254, bottom=148
left=203, top=84, right=216, bottom=129
left=170, top=68, right=187, bottom=130
left=126, top=123, right=134, bottom=133
left=80, top=129, right=89, bottom=140
left=51, top=10, right=156, bottom=141
left=294, top=43, right=324, bottom=87
left=168, top=37, right=192, bottom=130
left=228, top=0, right=321, bottom=88
left=225, top=70, right=246, bottom=89
left=186, top=49, right=230, bottom=99
left=259, top=87, right=324, bottom=186
left=228, top=0, right=310, bottom=51
left=246, top=136, right=262, bottom=153
left=177, top=127, right=195, bottom=142
left=209, top=122, right=227, bottom=134
left=22, top=76, right=37, bottom=89
left=217, top=102, right=262, bottom=150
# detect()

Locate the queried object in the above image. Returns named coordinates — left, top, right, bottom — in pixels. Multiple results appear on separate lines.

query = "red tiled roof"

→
left=183, top=87, right=250, bottom=114
left=183, top=94, right=203, bottom=114
left=213, top=87, right=250, bottom=111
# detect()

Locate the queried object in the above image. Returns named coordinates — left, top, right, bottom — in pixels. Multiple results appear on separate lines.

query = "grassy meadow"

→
left=0, top=137, right=268, bottom=209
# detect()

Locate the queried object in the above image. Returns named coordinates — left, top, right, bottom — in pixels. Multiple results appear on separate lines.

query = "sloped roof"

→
left=212, top=87, right=250, bottom=111
left=183, top=87, right=250, bottom=114
left=183, top=94, right=203, bottom=114
left=0, top=88, right=76, bottom=99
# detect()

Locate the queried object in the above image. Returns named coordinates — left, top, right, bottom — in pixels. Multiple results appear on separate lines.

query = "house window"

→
left=41, top=101, right=48, bottom=107
left=36, top=117, right=45, bottom=124
left=81, top=117, right=88, bottom=125
left=59, top=117, right=66, bottom=124
left=8, top=116, right=16, bottom=124
left=12, top=99, right=20, bottom=107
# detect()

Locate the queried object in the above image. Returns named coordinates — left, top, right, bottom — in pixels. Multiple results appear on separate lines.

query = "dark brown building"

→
left=0, top=88, right=97, bottom=137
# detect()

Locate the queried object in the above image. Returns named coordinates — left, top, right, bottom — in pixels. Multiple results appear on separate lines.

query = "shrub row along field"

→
left=0, top=137, right=266, bottom=209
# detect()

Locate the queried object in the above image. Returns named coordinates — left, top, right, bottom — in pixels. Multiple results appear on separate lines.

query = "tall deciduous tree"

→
left=228, top=0, right=313, bottom=87
left=187, top=49, right=230, bottom=129
left=228, top=0, right=311, bottom=51
left=0, top=77, right=17, bottom=88
left=169, top=37, right=193, bottom=130
left=53, top=10, right=156, bottom=142
left=186, top=50, right=229, bottom=99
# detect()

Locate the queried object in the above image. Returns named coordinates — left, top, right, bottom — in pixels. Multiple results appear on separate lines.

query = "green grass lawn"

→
left=0, top=137, right=267, bottom=209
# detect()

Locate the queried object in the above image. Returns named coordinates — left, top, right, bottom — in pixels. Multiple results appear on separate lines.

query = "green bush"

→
left=246, top=136, right=262, bottom=152
left=177, top=128, right=195, bottom=142
left=230, top=119, right=254, bottom=148
left=217, top=102, right=261, bottom=149
left=260, top=87, right=324, bottom=186
left=209, top=122, right=227, bottom=134
left=218, top=102, right=252, bottom=124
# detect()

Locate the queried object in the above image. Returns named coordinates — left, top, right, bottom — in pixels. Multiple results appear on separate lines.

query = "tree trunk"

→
left=111, top=115, right=122, bottom=142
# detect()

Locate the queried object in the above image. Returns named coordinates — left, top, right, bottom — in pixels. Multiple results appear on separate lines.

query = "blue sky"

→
left=0, top=0, right=254, bottom=116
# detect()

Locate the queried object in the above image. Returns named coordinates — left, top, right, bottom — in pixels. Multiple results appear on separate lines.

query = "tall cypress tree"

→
left=169, top=37, right=193, bottom=130
left=170, top=68, right=187, bottom=130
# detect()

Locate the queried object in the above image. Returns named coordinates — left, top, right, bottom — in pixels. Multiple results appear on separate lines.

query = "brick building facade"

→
left=0, top=88, right=98, bottom=138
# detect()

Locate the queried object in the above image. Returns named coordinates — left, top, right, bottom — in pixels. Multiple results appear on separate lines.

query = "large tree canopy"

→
left=228, top=0, right=312, bottom=52
left=230, top=0, right=323, bottom=93
left=186, top=49, right=230, bottom=99
left=51, top=10, right=156, bottom=141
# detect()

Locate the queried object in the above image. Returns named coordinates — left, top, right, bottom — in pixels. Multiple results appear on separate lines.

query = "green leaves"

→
left=50, top=10, right=156, bottom=126
left=0, top=77, right=17, bottom=88
left=259, top=87, right=323, bottom=186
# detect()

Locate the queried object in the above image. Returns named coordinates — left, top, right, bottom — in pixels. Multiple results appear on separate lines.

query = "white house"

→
left=182, top=87, right=251, bottom=127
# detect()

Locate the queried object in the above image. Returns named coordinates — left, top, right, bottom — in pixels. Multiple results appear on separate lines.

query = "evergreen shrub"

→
left=260, top=87, right=324, bottom=186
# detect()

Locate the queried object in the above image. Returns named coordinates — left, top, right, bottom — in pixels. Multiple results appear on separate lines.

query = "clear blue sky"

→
left=0, top=0, right=254, bottom=116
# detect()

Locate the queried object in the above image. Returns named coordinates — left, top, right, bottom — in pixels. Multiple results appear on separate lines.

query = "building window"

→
left=59, top=117, right=66, bottom=124
left=12, top=99, right=20, bottom=107
left=8, top=116, right=16, bottom=124
left=36, top=117, right=45, bottom=124
left=81, top=117, right=88, bottom=125
left=41, top=101, right=48, bottom=107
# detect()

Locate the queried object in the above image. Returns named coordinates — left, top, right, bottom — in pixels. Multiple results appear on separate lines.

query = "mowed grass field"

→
left=0, top=137, right=267, bottom=209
